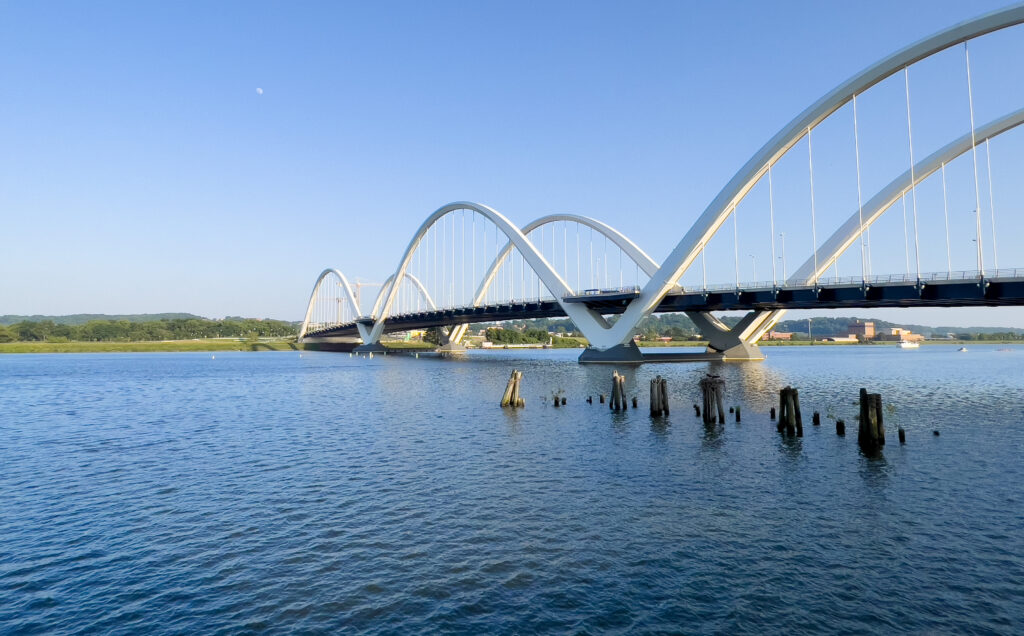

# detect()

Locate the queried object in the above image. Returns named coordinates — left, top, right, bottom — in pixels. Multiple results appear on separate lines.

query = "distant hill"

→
left=0, top=313, right=205, bottom=326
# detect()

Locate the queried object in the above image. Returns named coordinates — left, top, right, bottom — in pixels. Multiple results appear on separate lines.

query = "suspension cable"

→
left=768, top=163, right=777, bottom=286
left=852, top=94, right=867, bottom=283
left=901, top=194, right=911, bottom=275
left=965, top=42, right=985, bottom=275
left=732, top=205, right=740, bottom=288
left=807, top=127, right=819, bottom=285
left=905, top=67, right=922, bottom=279
left=986, top=140, right=999, bottom=270
left=941, top=162, right=952, bottom=276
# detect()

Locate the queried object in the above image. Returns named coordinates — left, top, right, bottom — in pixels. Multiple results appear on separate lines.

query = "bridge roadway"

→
left=305, top=271, right=1024, bottom=340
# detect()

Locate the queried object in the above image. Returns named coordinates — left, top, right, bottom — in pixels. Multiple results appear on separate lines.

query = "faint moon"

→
left=256, top=88, right=264, bottom=95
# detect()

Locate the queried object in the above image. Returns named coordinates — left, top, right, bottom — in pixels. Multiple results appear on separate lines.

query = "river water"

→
left=1, top=346, right=1022, bottom=634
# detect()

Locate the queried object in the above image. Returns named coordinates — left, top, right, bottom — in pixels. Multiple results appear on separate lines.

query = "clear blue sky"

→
left=3, top=0, right=1023, bottom=327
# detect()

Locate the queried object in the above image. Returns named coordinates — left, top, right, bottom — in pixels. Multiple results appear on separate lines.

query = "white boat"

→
left=958, top=346, right=968, bottom=352
left=899, top=341, right=920, bottom=349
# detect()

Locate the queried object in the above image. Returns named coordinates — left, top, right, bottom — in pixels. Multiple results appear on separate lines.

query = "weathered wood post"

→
left=858, top=388, right=885, bottom=449
left=735, top=406, right=741, bottom=422
left=632, top=396, right=638, bottom=409
left=619, top=374, right=627, bottom=410
left=836, top=419, right=846, bottom=435
left=561, top=397, right=567, bottom=406
left=777, top=388, right=787, bottom=433
left=699, top=375, right=723, bottom=424
left=812, top=411, right=821, bottom=426
left=785, top=388, right=797, bottom=436
left=660, top=377, right=669, bottom=415
left=770, top=406, right=776, bottom=420
left=611, top=372, right=620, bottom=410
left=792, top=388, right=803, bottom=434
left=693, top=403, right=701, bottom=417
left=650, top=377, right=661, bottom=416
left=500, top=370, right=517, bottom=407
left=599, top=394, right=605, bottom=404
left=898, top=428, right=906, bottom=444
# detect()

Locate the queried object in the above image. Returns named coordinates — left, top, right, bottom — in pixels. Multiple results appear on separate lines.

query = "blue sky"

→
left=2, top=0, right=1023, bottom=327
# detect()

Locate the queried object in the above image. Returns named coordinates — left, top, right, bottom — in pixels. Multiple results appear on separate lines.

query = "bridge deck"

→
left=305, top=275, right=1024, bottom=339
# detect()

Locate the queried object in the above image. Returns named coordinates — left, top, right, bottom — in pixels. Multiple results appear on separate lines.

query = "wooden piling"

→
left=632, top=396, right=638, bottom=409
left=812, top=411, right=821, bottom=426
left=650, top=375, right=670, bottom=416
left=792, top=388, right=803, bottom=432
left=600, top=394, right=605, bottom=404
left=561, top=397, right=567, bottom=406
left=858, top=388, right=885, bottom=449
left=785, top=389, right=797, bottom=436
left=836, top=419, right=846, bottom=435
left=699, top=374, right=724, bottom=425
left=735, top=406, right=741, bottom=422
left=650, top=375, right=662, bottom=416
left=770, top=406, right=776, bottom=420
left=693, top=403, right=700, bottom=417
left=610, top=371, right=628, bottom=411
left=500, top=370, right=517, bottom=407
left=898, top=428, right=906, bottom=444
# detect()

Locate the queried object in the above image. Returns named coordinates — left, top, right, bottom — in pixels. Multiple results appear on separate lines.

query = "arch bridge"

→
left=301, top=4, right=1024, bottom=362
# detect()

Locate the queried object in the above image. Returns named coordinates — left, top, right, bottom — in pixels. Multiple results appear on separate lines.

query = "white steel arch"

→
left=369, top=271, right=437, bottom=318
left=585, top=3, right=1024, bottom=350
left=299, top=268, right=359, bottom=339
left=366, top=202, right=613, bottom=344
left=471, top=213, right=660, bottom=307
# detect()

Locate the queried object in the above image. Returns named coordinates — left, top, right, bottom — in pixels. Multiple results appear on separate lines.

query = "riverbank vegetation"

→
left=0, top=340, right=300, bottom=354
left=0, top=318, right=297, bottom=343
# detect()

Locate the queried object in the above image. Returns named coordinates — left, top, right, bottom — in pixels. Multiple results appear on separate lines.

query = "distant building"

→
left=765, top=331, right=793, bottom=341
left=849, top=320, right=875, bottom=341
left=875, top=327, right=924, bottom=342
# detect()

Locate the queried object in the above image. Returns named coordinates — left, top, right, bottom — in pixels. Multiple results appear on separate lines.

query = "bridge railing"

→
left=695, top=269, right=1023, bottom=293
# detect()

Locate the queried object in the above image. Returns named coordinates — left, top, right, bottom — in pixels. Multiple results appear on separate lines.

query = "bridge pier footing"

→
left=578, top=341, right=645, bottom=364
left=715, top=342, right=765, bottom=361
left=436, top=342, right=468, bottom=354
left=354, top=343, right=389, bottom=354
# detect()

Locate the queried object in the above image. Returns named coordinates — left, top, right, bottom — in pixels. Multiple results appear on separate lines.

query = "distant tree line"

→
left=485, top=327, right=551, bottom=344
left=0, top=318, right=297, bottom=343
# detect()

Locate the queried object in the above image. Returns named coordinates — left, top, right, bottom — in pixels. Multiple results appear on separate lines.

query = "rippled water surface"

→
left=1, top=346, right=1022, bottom=634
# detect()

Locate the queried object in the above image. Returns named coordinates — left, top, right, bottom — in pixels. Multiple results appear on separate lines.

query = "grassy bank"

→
left=0, top=340, right=301, bottom=353
left=380, top=341, right=436, bottom=350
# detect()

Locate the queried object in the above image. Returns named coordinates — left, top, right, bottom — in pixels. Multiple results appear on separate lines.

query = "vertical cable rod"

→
left=768, top=164, right=778, bottom=286
left=901, top=195, right=911, bottom=275
left=965, top=42, right=985, bottom=275
left=905, top=68, right=921, bottom=279
left=852, top=94, right=867, bottom=283
left=732, top=205, right=740, bottom=288
left=941, top=163, right=952, bottom=276
left=807, top=128, right=819, bottom=285
left=986, top=140, right=998, bottom=269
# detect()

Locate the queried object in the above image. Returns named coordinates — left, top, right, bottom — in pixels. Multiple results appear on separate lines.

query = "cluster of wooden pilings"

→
left=649, top=375, right=669, bottom=416
left=609, top=371, right=629, bottom=411
left=500, top=369, right=525, bottom=408
left=698, top=374, right=725, bottom=424
left=496, top=368, right=912, bottom=447
left=777, top=386, right=803, bottom=436
left=858, top=388, right=885, bottom=449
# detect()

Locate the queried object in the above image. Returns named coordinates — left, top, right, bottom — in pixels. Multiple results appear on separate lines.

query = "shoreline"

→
left=1, top=338, right=1019, bottom=354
